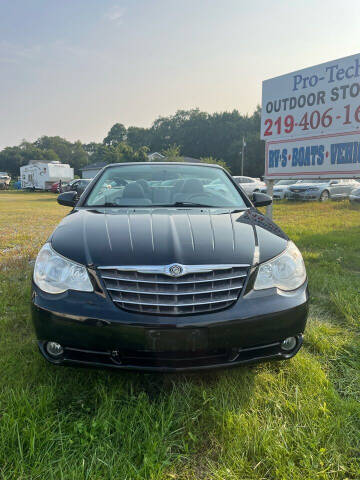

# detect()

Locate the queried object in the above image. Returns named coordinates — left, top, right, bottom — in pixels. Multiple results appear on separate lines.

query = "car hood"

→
left=50, top=208, right=288, bottom=267
left=290, top=183, right=326, bottom=189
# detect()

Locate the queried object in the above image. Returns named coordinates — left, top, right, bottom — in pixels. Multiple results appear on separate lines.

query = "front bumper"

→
left=349, top=195, right=360, bottom=204
left=273, top=192, right=285, bottom=200
left=31, top=281, right=309, bottom=372
left=260, top=189, right=284, bottom=200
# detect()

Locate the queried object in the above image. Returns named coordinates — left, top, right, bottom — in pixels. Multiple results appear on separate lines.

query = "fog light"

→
left=281, top=336, right=297, bottom=351
left=46, top=341, right=64, bottom=357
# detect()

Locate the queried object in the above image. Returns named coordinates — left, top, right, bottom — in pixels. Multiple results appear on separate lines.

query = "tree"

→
left=0, top=106, right=266, bottom=179
left=33, top=136, right=89, bottom=174
left=0, top=142, right=62, bottom=177
left=133, top=146, right=149, bottom=162
left=34, top=136, right=73, bottom=163
left=87, top=142, right=149, bottom=165
left=200, top=156, right=230, bottom=172
left=83, top=142, right=101, bottom=155
left=103, top=107, right=265, bottom=174
left=0, top=147, right=27, bottom=178
left=161, top=144, right=182, bottom=162
left=103, top=123, right=126, bottom=146
left=71, top=141, right=89, bottom=172
left=126, top=127, right=151, bottom=150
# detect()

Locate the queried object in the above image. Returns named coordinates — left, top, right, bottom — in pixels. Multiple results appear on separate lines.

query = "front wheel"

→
left=319, top=190, right=330, bottom=202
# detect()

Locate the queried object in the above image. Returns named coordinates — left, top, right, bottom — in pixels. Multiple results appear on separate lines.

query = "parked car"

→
left=64, top=179, right=91, bottom=196
left=232, top=176, right=266, bottom=196
left=32, top=162, right=308, bottom=372
left=260, top=180, right=300, bottom=200
left=349, top=186, right=360, bottom=204
left=50, top=181, right=68, bottom=193
left=0, top=172, right=11, bottom=190
left=287, top=179, right=360, bottom=201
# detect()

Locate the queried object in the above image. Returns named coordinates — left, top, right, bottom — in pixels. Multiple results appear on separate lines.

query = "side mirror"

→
left=57, top=191, right=77, bottom=207
left=252, top=192, right=272, bottom=207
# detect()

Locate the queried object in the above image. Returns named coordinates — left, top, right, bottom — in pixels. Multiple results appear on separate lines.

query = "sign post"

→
left=241, top=137, right=246, bottom=176
left=265, top=179, right=274, bottom=219
left=261, top=53, right=360, bottom=217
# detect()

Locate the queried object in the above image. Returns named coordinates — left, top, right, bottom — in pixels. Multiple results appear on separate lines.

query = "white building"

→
left=20, top=161, right=74, bottom=190
left=147, top=152, right=165, bottom=162
left=80, top=162, right=107, bottom=179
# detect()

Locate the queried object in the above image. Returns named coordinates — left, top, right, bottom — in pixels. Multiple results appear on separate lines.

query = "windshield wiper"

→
left=86, top=202, right=247, bottom=209
left=166, top=202, right=248, bottom=209
left=85, top=203, right=136, bottom=208
left=164, top=201, right=216, bottom=208
left=90, top=202, right=119, bottom=207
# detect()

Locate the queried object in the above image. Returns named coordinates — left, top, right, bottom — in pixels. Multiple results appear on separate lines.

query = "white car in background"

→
left=260, top=180, right=300, bottom=200
left=232, top=176, right=266, bottom=196
left=287, top=179, right=360, bottom=201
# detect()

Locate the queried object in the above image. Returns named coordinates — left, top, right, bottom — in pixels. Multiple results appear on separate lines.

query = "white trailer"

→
left=20, top=161, right=74, bottom=190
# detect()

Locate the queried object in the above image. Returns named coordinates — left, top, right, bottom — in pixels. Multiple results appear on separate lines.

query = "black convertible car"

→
left=32, top=162, right=309, bottom=372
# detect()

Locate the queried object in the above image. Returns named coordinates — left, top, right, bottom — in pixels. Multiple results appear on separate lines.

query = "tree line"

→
left=0, top=107, right=264, bottom=178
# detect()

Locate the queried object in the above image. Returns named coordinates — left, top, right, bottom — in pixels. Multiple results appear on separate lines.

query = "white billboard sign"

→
left=261, top=53, right=360, bottom=178
left=265, top=131, right=360, bottom=179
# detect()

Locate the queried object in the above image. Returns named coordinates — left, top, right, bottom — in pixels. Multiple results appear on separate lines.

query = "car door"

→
left=337, top=180, right=350, bottom=198
left=252, top=180, right=261, bottom=192
left=235, top=178, right=249, bottom=195
left=243, top=178, right=255, bottom=195
left=329, top=180, right=342, bottom=198
left=345, top=180, right=357, bottom=197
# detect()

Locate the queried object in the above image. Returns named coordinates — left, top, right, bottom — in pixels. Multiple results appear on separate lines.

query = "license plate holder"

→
left=146, top=328, right=208, bottom=352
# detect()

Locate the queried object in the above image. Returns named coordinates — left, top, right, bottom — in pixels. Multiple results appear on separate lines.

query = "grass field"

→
left=0, top=191, right=360, bottom=480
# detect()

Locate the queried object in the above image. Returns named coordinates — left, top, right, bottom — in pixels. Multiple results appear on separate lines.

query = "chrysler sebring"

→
left=32, top=163, right=309, bottom=372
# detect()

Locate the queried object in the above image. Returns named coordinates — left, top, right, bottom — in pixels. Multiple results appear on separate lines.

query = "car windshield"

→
left=234, top=177, right=251, bottom=183
left=85, top=164, right=247, bottom=208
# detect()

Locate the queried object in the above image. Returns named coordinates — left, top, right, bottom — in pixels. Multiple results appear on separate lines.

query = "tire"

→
left=319, top=190, right=330, bottom=202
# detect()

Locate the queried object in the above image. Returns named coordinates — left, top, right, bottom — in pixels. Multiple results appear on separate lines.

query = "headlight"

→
left=33, top=243, right=93, bottom=294
left=254, top=241, right=306, bottom=291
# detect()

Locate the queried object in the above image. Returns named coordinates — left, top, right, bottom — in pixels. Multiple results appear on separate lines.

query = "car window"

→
left=276, top=180, right=297, bottom=185
left=85, top=164, right=247, bottom=208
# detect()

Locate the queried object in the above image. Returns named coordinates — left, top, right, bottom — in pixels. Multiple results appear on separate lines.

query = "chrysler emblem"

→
left=168, top=264, right=183, bottom=277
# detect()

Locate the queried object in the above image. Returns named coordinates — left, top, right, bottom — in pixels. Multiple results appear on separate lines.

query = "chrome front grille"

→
left=98, top=264, right=249, bottom=315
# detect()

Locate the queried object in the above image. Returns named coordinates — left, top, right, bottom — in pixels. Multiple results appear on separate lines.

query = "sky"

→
left=1, top=0, right=360, bottom=149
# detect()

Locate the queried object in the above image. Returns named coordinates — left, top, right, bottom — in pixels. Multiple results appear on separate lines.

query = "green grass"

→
left=0, top=192, right=360, bottom=479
